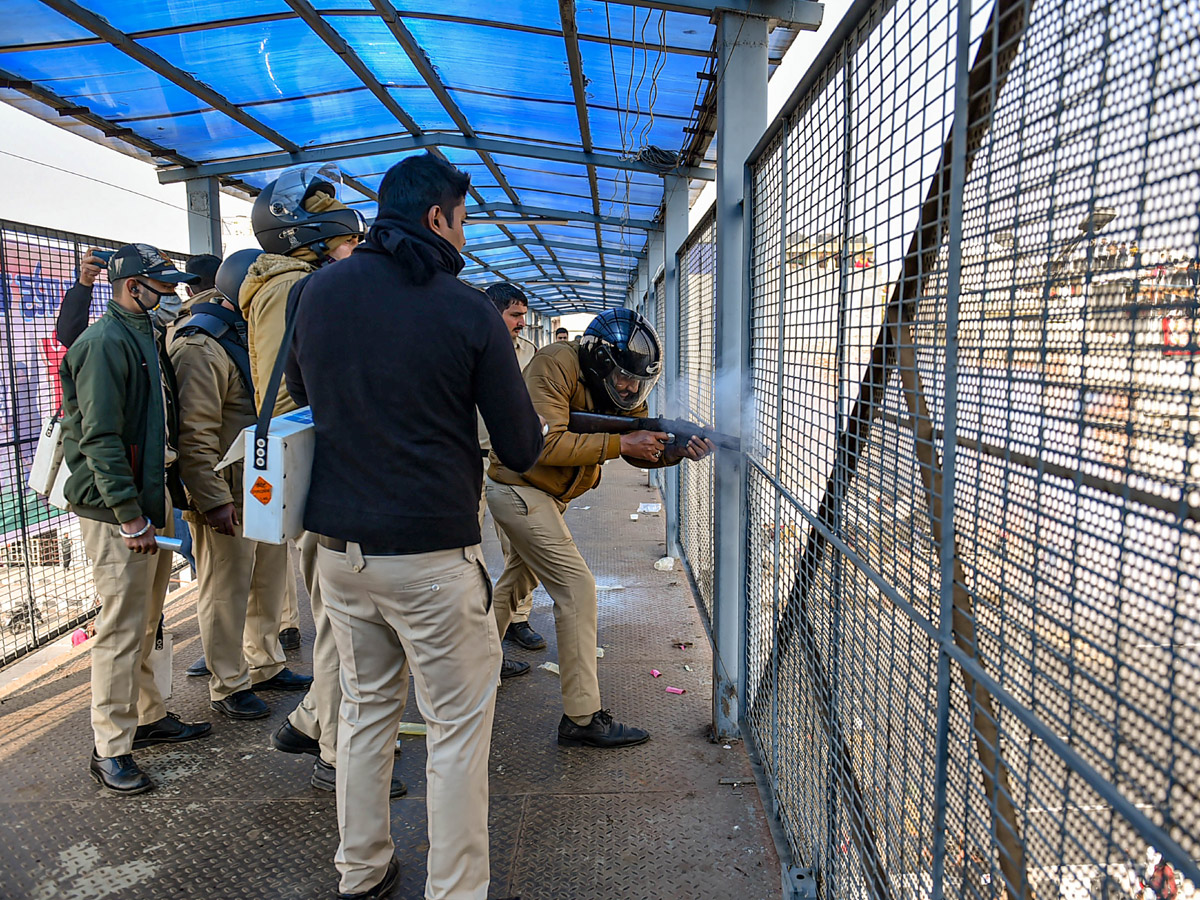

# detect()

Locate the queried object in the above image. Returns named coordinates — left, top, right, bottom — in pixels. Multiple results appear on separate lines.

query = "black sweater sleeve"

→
left=56, top=282, right=93, bottom=349
left=475, top=311, right=543, bottom=473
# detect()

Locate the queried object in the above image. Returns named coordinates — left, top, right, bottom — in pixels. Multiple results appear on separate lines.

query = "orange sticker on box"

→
left=250, top=477, right=273, bottom=505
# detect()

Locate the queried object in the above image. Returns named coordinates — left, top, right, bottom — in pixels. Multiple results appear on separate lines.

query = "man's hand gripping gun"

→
left=567, top=412, right=741, bottom=455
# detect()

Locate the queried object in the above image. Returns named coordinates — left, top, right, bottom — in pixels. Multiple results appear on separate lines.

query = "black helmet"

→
left=215, top=248, right=263, bottom=310
left=578, top=308, right=662, bottom=412
left=252, top=162, right=365, bottom=257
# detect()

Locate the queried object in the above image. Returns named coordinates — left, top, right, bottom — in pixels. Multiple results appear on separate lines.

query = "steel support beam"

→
left=599, top=0, right=822, bottom=28
left=711, top=12, right=767, bottom=741
left=186, top=177, right=223, bottom=256
left=662, top=175, right=690, bottom=559
left=157, top=133, right=716, bottom=184
left=468, top=203, right=660, bottom=232
left=463, top=259, right=632, bottom=277
left=465, top=239, right=642, bottom=258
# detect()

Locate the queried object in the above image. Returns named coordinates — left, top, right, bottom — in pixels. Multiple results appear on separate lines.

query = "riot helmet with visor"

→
left=252, top=163, right=365, bottom=259
left=578, top=308, right=662, bottom=412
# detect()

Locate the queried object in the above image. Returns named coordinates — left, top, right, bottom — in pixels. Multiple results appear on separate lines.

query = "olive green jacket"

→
left=59, top=300, right=181, bottom=527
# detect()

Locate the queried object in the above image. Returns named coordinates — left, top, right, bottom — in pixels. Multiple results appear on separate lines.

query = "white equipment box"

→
left=239, top=406, right=315, bottom=545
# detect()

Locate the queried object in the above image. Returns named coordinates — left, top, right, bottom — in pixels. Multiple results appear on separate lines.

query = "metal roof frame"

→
left=3, top=0, right=819, bottom=312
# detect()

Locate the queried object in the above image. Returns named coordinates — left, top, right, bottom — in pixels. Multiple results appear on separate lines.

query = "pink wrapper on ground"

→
left=665, top=687, right=686, bottom=694
left=650, top=669, right=662, bottom=677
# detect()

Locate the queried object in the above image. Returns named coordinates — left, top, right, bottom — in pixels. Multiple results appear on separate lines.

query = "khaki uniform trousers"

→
left=281, top=545, right=300, bottom=631
left=477, top=487, right=534, bottom=624
left=485, top=480, right=599, bottom=724
left=319, top=542, right=500, bottom=899
left=284, top=530, right=342, bottom=764
left=189, top=521, right=289, bottom=700
left=80, top=513, right=175, bottom=757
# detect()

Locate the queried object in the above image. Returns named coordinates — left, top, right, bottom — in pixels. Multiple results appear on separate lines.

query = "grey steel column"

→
left=712, top=11, right=768, bottom=739
left=662, top=175, right=689, bottom=559
left=186, top=177, right=222, bottom=256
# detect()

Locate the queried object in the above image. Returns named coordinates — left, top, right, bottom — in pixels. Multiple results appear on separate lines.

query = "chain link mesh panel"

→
left=0, top=221, right=190, bottom=668
left=743, top=0, right=1200, bottom=896
left=678, top=214, right=717, bottom=622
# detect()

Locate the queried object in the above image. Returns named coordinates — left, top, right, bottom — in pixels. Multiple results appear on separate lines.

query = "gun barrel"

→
left=567, top=412, right=641, bottom=435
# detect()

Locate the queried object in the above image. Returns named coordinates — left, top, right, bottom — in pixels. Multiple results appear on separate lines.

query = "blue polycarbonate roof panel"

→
left=403, top=20, right=575, bottom=105
left=393, top=0, right=565, bottom=31
left=574, top=4, right=716, bottom=54
left=0, top=44, right=209, bottom=118
left=1, top=0, right=96, bottom=47
left=248, top=94, right=405, bottom=148
left=138, top=21, right=372, bottom=105
left=79, top=0, right=292, bottom=32
left=122, top=110, right=282, bottom=158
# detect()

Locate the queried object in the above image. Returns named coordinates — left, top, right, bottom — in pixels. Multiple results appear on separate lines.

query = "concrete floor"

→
left=0, top=464, right=781, bottom=899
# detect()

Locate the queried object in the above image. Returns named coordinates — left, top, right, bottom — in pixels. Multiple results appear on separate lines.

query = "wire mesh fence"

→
left=736, top=0, right=1200, bottom=896
left=0, top=220, right=192, bottom=668
left=678, top=213, right=718, bottom=622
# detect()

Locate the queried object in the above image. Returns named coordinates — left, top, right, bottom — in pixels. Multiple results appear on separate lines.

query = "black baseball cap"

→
left=108, top=243, right=199, bottom=284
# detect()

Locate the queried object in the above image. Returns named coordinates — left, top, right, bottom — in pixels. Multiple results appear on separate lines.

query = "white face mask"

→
left=153, top=288, right=185, bottom=328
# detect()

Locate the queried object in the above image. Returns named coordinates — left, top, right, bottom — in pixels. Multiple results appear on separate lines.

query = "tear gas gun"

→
left=567, top=412, right=741, bottom=454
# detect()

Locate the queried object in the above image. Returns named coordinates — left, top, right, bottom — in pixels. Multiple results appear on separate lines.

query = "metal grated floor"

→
left=0, top=465, right=780, bottom=900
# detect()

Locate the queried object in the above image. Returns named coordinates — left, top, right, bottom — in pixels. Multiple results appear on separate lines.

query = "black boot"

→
left=132, top=712, right=212, bottom=749
left=336, top=856, right=400, bottom=899
left=500, top=657, right=530, bottom=679
left=505, top=621, right=547, bottom=650
left=186, top=657, right=209, bottom=677
left=89, top=751, right=154, bottom=794
left=273, top=720, right=320, bottom=755
left=557, top=710, right=649, bottom=748
left=211, top=689, right=270, bottom=720
left=279, top=627, right=301, bottom=651
left=311, top=758, right=407, bottom=799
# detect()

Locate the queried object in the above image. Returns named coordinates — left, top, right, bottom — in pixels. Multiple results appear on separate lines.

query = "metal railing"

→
left=678, top=213, right=717, bottom=622
left=666, top=0, right=1199, bottom=895
left=0, top=220, right=191, bottom=668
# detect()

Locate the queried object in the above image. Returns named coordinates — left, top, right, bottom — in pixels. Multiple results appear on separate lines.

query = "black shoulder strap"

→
left=251, top=277, right=305, bottom=471
left=177, top=310, right=254, bottom=399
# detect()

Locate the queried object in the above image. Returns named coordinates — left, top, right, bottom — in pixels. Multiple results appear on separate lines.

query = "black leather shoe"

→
left=500, top=657, right=530, bottom=679
left=186, top=657, right=210, bottom=677
left=312, top=758, right=407, bottom=799
left=273, top=720, right=320, bottom=756
left=505, top=621, right=547, bottom=650
left=279, top=627, right=301, bottom=651
left=132, top=712, right=212, bottom=749
left=557, top=710, right=649, bottom=748
left=253, top=667, right=313, bottom=691
left=89, top=751, right=154, bottom=795
left=336, top=856, right=399, bottom=899
left=212, top=689, right=269, bottom=720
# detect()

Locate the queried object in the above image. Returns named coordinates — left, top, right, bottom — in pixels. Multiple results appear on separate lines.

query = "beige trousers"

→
left=319, top=542, right=500, bottom=899
left=485, top=480, right=599, bottom=723
left=285, top=531, right=342, bottom=764
left=280, top=543, right=300, bottom=630
left=80, top=513, right=175, bottom=757
left=190, top=522, right=288, bottom=700
left=477, top=487, right=534, bottom=624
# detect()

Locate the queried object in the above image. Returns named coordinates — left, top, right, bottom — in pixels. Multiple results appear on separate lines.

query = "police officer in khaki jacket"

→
left=479, top=284, right=546, bottom=683
left=59, top=243, right=212, bottom=794
left=242, top=164, right=405, bottom=798
left=487, top=309, right=714, bottom=748
left=169, top=251, right=309, bottom=722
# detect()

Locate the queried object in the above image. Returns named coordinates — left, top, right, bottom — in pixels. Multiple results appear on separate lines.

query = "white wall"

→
left=0, top=102, right=255, bottom=255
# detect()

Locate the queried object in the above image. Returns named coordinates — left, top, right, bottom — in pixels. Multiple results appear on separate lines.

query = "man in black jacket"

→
left=285, top=153, right=543, bottom=900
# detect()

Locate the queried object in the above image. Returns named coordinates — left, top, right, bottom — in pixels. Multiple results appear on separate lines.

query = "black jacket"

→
left=285, top=214, right=543, bottom=552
